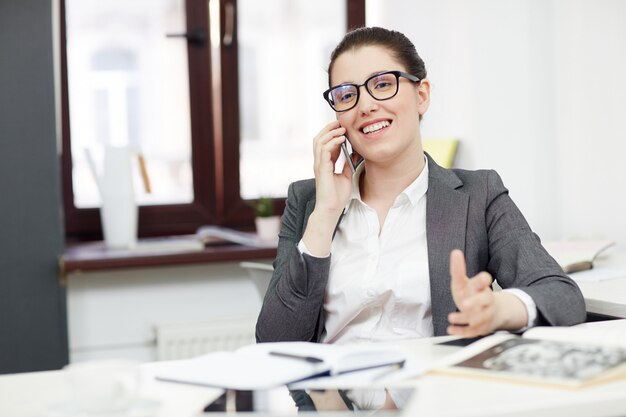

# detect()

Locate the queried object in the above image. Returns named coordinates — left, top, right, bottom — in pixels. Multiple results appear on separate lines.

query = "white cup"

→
left=100, top=186, right=138, bottom=249
left=64, top=359, right=140, bottom=414
left=99, top=146, right=137, bottom=249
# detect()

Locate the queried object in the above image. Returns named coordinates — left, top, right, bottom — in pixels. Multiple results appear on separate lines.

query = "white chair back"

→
left=240, top=261, right=274, bottom=300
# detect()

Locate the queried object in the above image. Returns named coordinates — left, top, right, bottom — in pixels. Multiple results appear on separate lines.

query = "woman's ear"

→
left=416, top=79, right=431, bottom=116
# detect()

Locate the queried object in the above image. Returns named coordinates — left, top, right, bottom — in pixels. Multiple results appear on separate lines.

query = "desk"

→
left=2, top=327, right=626, bottom=417
left=576, top=252, right=626, bottom=318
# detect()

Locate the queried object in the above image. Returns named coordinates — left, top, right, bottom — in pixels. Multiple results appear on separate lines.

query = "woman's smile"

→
left=361, top=119, right=391, bottom=135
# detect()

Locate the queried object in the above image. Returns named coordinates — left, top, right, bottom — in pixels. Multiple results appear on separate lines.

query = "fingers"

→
left=450, top=250, right=492, bottom=301
left=310, top=122, right=354, bottom=213
left=467, top=272, right=493, bottom=293
left=447, top=288, right=497, bottom=337
left=458, top=281, right=493, bottom=311
left=313, top=121, right=346, bottom=173
left=449, top=249, right=496, bottom=337
left=449, top=249, right=467, bottom=281
left=449, top=249, right=468, bottom=296
left=313, top=120, right=342, bottom=144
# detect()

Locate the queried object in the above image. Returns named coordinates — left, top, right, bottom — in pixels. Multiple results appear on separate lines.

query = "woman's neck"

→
left=361, top=150, right=426, bottom=203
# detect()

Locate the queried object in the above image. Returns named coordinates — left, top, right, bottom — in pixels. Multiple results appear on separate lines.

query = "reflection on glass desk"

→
left=203, top=386, right=416, bottom=415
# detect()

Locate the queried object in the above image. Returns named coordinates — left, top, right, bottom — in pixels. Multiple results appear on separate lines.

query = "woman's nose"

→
left=357, top=92, right=379, bottom=115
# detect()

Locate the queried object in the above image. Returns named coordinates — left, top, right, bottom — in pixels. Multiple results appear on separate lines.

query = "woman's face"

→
left=330, top=45, right=430, bottom=167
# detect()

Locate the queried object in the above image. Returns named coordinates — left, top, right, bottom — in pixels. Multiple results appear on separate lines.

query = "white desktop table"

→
left=2, top=325, right=626, bottom=417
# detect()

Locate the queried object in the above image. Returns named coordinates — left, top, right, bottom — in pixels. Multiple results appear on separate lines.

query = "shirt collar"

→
left=349, top=161, right=366, bottom=202
left=347, top=154, right=429, bottom=208
left=402, top=155, right=429, bottom=206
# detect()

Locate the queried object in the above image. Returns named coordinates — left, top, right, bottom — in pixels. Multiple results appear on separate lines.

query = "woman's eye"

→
left=338, top=91, right=356, bottom=103
left=334, top=86, right=356, bottom=103
left=373, top=79, right=393, bottom=90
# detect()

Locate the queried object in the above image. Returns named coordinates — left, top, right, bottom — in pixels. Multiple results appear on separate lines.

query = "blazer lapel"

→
left=425, top=154, right=469, bottom=336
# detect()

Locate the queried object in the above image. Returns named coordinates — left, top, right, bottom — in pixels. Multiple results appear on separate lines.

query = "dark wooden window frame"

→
left=60, top=0, right=365, bottom=241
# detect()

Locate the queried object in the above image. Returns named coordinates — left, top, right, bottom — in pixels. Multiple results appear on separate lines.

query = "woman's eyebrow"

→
left=332, top=70, right=391, bottom=86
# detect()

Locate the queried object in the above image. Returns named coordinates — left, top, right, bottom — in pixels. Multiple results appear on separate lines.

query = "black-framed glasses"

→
left=322, top=70, right=421, bottom=112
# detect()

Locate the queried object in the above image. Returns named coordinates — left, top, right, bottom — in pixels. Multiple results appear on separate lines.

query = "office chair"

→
left=239, top=261, right=274, bottom=301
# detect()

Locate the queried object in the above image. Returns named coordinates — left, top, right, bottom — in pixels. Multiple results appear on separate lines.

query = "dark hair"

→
left=328, top=26, right=427, bottom=87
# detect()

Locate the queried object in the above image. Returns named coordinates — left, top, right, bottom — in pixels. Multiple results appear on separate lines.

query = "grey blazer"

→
left=256, top=154, right=586, bottom=342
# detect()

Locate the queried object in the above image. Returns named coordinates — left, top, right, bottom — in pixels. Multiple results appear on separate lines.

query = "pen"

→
left=372, top=362, right=405, bottom=381
left=268, top=351, right=324, bottom=363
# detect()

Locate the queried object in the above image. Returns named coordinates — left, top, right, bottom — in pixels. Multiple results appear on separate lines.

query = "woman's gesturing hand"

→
left=447, top=249, right=529, bottom=337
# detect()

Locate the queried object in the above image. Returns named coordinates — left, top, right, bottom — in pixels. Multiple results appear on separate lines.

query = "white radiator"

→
left=155, top=315, right=257, bottom=361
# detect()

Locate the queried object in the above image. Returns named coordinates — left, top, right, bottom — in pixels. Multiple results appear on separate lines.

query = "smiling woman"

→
left=256, top=27, right=586, bottom=372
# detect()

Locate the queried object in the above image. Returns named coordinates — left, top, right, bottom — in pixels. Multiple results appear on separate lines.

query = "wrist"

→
left=310, top=207, right=344, bottom=228
left=494, top=291, right=528, bottom=331
left=302, top=210, right=342, bottom=257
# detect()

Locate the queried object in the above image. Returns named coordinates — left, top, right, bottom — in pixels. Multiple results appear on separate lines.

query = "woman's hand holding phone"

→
left=302, top=121, right=354, bottom=256
left=312, top=121, right=353, bottom=211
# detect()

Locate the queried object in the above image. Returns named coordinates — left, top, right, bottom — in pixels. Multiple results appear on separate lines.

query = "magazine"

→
left=432, top=320, right=626, bottom=389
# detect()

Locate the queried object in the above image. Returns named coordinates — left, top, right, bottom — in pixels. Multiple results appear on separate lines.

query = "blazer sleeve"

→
left=483, top=170, right=587, bottom=326
left=255, top=181, right=330, bottom=343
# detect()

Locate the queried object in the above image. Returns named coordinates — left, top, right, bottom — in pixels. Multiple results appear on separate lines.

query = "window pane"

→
left=238, top=0, right=345, bottom=199
left=66, top=0, right=193, bottom=208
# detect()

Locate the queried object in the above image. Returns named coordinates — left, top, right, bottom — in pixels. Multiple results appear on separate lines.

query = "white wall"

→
left=552, top=0, right=626, bottom=242
left=368, top=0, right=626, bottom=245
left=67, top=262, right=263, bottom=362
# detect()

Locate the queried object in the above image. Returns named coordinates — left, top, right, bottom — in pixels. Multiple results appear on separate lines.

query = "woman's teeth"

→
left=362, top=120, right=390, bottom=134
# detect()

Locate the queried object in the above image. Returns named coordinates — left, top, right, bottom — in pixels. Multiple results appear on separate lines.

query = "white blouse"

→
left=299, top=157, right=536, bottom=345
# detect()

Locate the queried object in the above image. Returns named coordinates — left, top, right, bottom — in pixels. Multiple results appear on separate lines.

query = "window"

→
left=60, top=0, right=365, bottom=240
left=238, top=1, right=346, bottom=199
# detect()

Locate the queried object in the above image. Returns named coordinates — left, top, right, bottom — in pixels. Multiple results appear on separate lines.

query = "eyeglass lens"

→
left=329, top=72, right=399, bottom=111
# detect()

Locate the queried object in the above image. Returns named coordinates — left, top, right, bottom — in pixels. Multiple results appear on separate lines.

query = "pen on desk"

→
left=268, top=351, right=324, bottom=363
left=372, top=361, right=405, bottom=381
